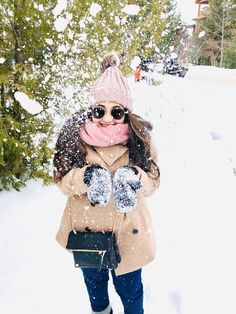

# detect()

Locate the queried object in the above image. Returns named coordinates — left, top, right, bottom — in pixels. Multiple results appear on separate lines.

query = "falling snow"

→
left=89, top=3, right=102, bottom=16
left=54, top=16, right=69, bottom=32
left=14, top=91, right=43, bottom=115
left=121, top=5, right=140, bottom=15
left=52, top=0, right=67, bottom=16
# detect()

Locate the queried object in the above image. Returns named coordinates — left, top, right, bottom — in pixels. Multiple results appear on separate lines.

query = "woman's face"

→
left=91, top=101, right=126, bottom=127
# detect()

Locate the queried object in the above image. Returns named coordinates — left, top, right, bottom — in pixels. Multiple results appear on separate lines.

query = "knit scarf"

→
left=80, top=121, right=130, bottom=147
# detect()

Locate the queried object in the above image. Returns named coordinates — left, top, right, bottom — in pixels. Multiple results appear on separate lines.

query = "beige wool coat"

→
left=56, top=143, right=160, bottom=275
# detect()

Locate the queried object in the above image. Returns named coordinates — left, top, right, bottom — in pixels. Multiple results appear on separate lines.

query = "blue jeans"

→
left=81, top=268, right=144, bottom=314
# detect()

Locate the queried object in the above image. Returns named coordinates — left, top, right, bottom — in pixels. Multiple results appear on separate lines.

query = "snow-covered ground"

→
left=1, top=66, right=236, bottom=314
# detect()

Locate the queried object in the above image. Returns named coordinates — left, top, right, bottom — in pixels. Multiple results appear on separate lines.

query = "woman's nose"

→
left=102, top=112, right=113, bottom=122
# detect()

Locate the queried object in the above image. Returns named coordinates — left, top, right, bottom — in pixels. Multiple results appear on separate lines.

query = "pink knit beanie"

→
left=90, top=52, right=133, bottom=112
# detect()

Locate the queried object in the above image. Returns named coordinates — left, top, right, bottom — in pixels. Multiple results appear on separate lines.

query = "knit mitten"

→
left=113, top=166, right=142, bottom=213
left=84, top=165, right=112, bottom=206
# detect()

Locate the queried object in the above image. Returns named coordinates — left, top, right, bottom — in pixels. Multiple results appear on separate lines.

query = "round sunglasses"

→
left=92, top=106, right=127, bottom=120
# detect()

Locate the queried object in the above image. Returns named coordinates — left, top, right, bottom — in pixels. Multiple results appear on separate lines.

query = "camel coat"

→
left=56, top=143, right=160, bottom=275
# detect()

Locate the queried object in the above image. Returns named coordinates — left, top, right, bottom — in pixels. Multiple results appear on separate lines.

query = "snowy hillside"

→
left=1, top=66, right=236, bottom=314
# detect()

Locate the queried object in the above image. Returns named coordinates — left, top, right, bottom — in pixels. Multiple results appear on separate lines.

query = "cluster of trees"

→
left=194, top=0, right=236, bottom=68
left=0, top=0, right=182, bottom=191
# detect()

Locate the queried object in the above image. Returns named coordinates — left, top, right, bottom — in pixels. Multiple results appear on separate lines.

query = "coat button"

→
left=132, top=228, right=138, bottom=234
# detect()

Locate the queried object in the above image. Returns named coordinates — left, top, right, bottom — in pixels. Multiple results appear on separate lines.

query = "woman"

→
left=53, top=52, right=160, bottom=314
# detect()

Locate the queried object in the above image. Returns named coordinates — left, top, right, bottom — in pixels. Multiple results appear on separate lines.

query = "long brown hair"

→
left=53, top=108, right=160, bottom=183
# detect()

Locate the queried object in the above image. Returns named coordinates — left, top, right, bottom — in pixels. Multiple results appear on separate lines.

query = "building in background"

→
left=194, top=0, right=209, bottom=32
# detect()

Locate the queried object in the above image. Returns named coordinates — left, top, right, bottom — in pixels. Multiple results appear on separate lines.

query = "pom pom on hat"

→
left=90, top=52, right=133, bottom=112
left=100, top=51, right=120, bottom=73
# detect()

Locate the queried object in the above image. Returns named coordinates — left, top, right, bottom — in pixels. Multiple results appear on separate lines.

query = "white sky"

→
left=176, top=0, right=198, bottom=24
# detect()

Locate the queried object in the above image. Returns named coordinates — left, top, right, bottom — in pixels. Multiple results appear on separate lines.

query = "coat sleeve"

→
left=135, top=142, right=160, bottom=197
left=56, top=166, right=88, bottom=197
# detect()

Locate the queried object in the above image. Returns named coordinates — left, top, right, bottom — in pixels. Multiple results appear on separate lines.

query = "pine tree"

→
left=154, top=0, right=183, bottom=60
left=196, top=0, right=236, bottom=67
left=223, top=34, right=236, bottom=68
left=0, top=0, right=59, bottom=191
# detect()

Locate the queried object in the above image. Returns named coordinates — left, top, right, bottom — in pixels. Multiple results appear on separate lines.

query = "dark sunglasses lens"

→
left=111, top=108, right=125, bottom=120
left=92, top=107, right=105, bottom=119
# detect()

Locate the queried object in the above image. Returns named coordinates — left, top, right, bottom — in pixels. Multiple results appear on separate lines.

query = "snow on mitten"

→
left=84, top=165, right=112, bottom=206
left=113, top=166, right=142, bottom=213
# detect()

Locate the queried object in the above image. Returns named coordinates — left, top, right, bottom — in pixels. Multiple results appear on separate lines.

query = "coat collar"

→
left=88, top=144, right=128, bottom=166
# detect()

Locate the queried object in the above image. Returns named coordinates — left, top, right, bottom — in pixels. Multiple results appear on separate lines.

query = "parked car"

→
left=163, top=54, right=188, bottom=78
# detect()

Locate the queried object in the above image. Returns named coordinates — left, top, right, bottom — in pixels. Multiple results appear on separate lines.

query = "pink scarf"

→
left=80, top=121, right=130, bottom=147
